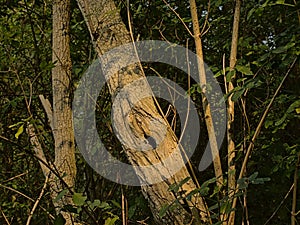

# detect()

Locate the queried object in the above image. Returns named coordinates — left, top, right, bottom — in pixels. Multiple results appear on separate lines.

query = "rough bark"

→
left=51, top=0, right=78, bottom=224
left=76, top=0, right=210, bottom=224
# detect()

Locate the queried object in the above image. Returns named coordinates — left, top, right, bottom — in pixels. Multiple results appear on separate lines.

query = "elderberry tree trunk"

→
left=75, top=0, right=211, bottom=224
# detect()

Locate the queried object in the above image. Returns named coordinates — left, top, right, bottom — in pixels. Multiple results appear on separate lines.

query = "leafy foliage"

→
left=0, top=0, right=299, bottom=224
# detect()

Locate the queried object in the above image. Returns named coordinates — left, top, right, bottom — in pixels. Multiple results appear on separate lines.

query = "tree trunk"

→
left=76, top=0, right=210, bottom=224
left=51, top=0, right=78, bottom=224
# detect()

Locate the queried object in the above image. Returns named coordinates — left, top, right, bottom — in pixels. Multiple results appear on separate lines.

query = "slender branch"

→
left=39, top=95, right=53, bottom=130
left=264, top=184, right=294, bottom=225
left=0, top=183, right=55, bottom=220
left=161, top=0, right=194, bottom=37
left=0, top=207, right=11, bottom=225
left=26, top=176, right=49, bottom=225
left=26, top=123, right=51, bottom=177
left=291, top=151, right=300, bottom=225
left=189, top=0, right=224, bottom=190
left=227, top=0, right=241, bottom=223
left=121, top=186, right=128, bottom=225
left=2, top=171, right=29, bottom=183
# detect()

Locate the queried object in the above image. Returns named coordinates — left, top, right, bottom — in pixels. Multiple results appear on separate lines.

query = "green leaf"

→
left=110, top=200, right=121, bottom=208
left=273, top=46, right=286, bottom=54
left=226, top=70, right=236, bottom=81
left=248, top=172, right=258, bottom=181
left=264, top=120, right=273, bottom=128
left=15, top=124, right=24, bottom=139
left=247, top=7, right=256, bottom=20
left=237, top=178, right=248, bottom=189
left=235, top=65, right=253, bottom=75
left=128, top=205, right=137, bottom=219
left=159, top=204, right=169, bottom=218
left=182, top=17, right=192, bottom=22
left=275, top=100, right=300, bottom=126
left=72, top=193, right=87, bottom=206
left=104, top=216, right=119, bottom=225
left=168, top=177, right=191, bottom=193
left=272, top=42, right=295, bottom=54
left=54, top=214, right=66, bottom=225
left=62, top=204, right=77, bottom=213
left=208, top=203, right=219, bottom=211
left=251, top=177, right=271, bottom=184
left=88, top=199, right=101, bottom=210
left=231, top=87, right=245, bottom=102
left=54, top=189, right=68, bottom=202
left=99, top=201, right=111, bottom=210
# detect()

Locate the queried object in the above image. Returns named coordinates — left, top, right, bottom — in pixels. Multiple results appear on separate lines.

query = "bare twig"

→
left=26, top=176, right=49, bottom=225
left=121, top=187, right=128, bottom=225
left=0, top=183, right=55, bottom=220
left=2, top=171, right=29, bottom=183
left=291, top=151, right=300, bottom=225
left=201, top=0, right=211, bottom=35
left=0, top=207, right=11, bottom=225
left=161, top=0, right=194, bottom=37
left=26, top=123, right=50, bottom=177
left=264, top=184, right=294, bottom=225
left=39, top=95, right=53, bottom=130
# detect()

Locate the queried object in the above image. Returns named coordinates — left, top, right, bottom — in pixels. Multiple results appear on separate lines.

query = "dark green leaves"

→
left=54, top=214, right=66, bottom=225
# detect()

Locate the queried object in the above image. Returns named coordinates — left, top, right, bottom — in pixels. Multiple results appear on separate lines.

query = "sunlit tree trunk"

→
left=76, top=0, right=210, bottom=224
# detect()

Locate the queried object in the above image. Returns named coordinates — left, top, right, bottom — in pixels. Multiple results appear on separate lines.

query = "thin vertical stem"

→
left=227, top=0, right=241, bottom=224
left=189, top=0, right=224, bottom=190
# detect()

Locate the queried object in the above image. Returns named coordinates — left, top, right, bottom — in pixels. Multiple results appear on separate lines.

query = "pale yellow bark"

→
left=227, top=0, right=241, bottom=224
left=189, top=0, right=224, bottom=189
left=77, top=0, right=210, bottom=224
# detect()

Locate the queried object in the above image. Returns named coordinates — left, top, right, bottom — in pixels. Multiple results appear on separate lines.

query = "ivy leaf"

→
left=72, top=193, right=87, bottom=206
